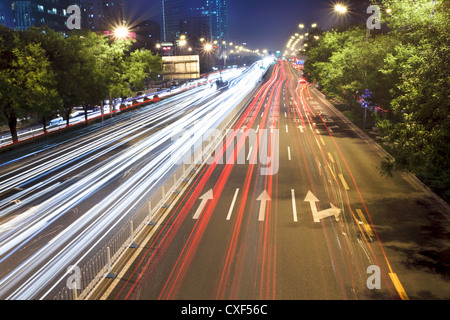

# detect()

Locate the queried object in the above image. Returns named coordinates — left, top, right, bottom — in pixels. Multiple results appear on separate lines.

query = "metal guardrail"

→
left=52, top=76, right=262, bottom=300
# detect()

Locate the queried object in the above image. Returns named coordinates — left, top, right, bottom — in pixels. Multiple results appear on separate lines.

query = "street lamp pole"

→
left=335, top=4, right=371, bottom=129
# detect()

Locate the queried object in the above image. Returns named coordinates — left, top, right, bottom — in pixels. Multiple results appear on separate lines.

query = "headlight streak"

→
left=0, top=62, right=266, bottom=299
left=0, top=84, right=220, bottom=204
left=0, top=89, right=223, bottom=257
left=0, top=87, right=215, bottom=196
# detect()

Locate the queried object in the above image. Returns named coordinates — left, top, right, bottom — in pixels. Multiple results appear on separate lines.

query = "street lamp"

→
left=114, top=26, right=129, bottom=39
left=335, top=4, right=347, bottom=14
left=204, top=43, right=213, bottom=51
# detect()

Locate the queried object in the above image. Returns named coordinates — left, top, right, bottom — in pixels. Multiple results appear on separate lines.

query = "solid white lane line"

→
left=247, top=146, right=253, bottom=161
left=226, top=188, right=240, bottom=220
left=291, top=189, right=298, bottom=222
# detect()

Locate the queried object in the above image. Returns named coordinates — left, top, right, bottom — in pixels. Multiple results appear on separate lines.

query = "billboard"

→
left=162, top=55, right=200, bottom=80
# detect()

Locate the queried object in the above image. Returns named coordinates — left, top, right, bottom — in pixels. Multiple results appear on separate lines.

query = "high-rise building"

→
left=78, top=0, right=104, bottom=30
left=134, top=19, right=161, bottom=49
left=207, top=0, right=227, bottom=42
left=0, top=0, right=14, bottom=28
left=163, top=0, right=227, bottom=43
left=102, top=0, right=125, bottom=24
left=5, top=0, right=72, bottom=31
left=162, top=0, right=187, bottom=42
left=0, top=0, right=128, bottom=32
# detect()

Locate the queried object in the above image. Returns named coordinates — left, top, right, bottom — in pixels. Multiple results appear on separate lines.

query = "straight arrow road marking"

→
left=304, top=191, right=318, bottom=217
left=193, top=189, right=213, bottom=219
left=226, top=188, right=240, bottom=220
left=298, top=125, right=304, bottom=133
left=257, top=190, right=271, bottom=221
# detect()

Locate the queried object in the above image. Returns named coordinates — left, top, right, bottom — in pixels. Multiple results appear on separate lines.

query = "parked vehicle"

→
left=49, top=116, right=63, bottom=126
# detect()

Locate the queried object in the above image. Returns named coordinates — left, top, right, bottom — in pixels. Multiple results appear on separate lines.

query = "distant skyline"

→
left=124, top=0, right=338, bottom=51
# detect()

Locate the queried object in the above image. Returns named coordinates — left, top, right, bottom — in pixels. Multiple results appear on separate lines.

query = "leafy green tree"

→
left=0, top=26, right=60, bottom=142
left=126, top=49, right=162, bottom=91
left=20, top=27, right=85, bottom=126
left=88, top=36, right=133, bottom=116
left=304, top=0, right=449, bottom=200
left=376, top=0, right=450, bottom=200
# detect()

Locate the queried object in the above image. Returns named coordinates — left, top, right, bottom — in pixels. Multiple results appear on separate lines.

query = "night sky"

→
left=125, top=0, right=337, bottom=51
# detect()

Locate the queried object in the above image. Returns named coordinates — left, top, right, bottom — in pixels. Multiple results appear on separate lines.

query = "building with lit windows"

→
left=207, top=0, right=227, bottom=43
left=162, top=0, right=227, bottom=43
left=0, top=0, right=14, bottom=28
left=0, top=0, right=128, bottom=32
left=162, top=0, right=187, bottom=42
left=2, top=0, right=71, bottom=31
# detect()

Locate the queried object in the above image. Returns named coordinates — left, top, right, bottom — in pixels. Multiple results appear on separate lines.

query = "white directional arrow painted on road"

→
left=193, top=189, right=213, bottom=219
left=304, top=191, right=340, bottom=223
left=257, top=190, right=271, bottom=221
left=269, top=125, right=276, bottom=133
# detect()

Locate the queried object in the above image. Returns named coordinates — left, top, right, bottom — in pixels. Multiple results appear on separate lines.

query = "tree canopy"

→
left=303, top=0, right=449, bottom=201
left=0, top=26, right=163, bottom=142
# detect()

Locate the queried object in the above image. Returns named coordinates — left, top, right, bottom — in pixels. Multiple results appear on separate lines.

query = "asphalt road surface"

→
left=1, top=59, right=448, bottom=301
left=0, top=63, right=269, bottom=299
left=95, top=60, right=450, bottom=301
